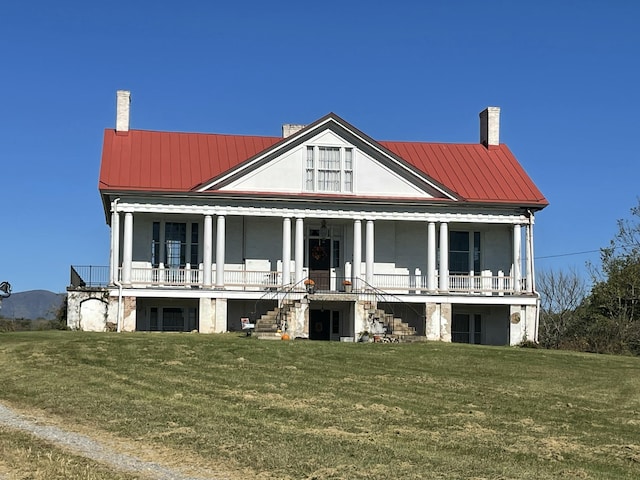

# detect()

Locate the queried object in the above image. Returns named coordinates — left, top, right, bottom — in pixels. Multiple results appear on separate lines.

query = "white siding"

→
left=132, top=215, right=153, bottom=263
left=374, top=221, right=396, bottom=263
left=482, top=226, right=512, bottom=274
left=244, top=217, right=282, bottom=266
left=395, top=221, right=427, bottom=272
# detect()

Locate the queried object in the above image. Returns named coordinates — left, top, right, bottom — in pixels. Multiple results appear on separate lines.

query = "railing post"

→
left=482, top=270, right=491, bottom=296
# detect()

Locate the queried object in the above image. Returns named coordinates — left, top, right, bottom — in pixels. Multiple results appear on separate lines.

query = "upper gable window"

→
left=305, top=146, right=353, bottom=193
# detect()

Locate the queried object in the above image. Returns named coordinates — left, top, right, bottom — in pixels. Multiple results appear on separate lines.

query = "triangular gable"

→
left=195, top=113, right=459, bottom=201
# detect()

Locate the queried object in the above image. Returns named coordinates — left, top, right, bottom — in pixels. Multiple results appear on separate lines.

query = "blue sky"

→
left=1, top=1, right=638, bottom=293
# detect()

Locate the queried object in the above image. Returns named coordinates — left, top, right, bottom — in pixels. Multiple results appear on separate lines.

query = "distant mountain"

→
left=0, top=290, right=66, bottom=320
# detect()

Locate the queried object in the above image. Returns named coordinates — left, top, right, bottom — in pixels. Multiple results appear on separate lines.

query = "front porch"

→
left=70, top=264, right=527, bottom=296
left=67, top=267, right=538, bottom=345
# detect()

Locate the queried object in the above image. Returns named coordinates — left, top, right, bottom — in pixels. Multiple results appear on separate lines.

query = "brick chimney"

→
left=282, top=124, right=306, bottom=138
left=116, top=90, right=131, bottom=133
left=479, top=106, right=500, bottom=147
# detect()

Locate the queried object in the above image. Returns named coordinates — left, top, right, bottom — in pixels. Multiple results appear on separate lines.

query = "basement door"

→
left=309, top=309, right=331, bottom=341
left=451, top=313, right=482, bottom=344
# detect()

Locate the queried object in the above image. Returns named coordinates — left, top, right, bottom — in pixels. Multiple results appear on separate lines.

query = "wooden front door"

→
left=309, top=238, right=331, bottom=290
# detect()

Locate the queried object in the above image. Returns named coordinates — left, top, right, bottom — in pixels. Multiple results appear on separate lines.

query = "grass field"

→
left=0, top=331, right=639, bottom=479
left=0, top=426, right=139, bottom=480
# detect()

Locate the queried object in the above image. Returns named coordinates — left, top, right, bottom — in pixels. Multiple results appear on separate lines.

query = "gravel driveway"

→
left=0, top=402, right=224, bottom=479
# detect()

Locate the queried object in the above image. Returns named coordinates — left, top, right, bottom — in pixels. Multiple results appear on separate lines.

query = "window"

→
left=152, top=222, right=161, bottom=267
left=152, top=221, right=199, bottom=268
left=344, top=148, right=353, bottom=192
left=150, top=307, right=159, bottom=331
left=474, top=314, right=482, bottom=344
left=165, top=223, right=186, bottom=268
left=190, top=223, right=199, bottom=267
left=473, top=232, right=481, bottom=273
left=306, top=147, right=315, bottom=190
left=446, top=231, right=481, bottom=274
left=332, top=239, right=341, bottom=268
left=449, top=231, right=470, bottom=274
left=305, top=146, right=354, bottom=193
left=332, top=311, right=340, bottom=335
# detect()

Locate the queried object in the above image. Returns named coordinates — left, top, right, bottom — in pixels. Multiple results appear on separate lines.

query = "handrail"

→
left=352, top=278, right=425, bottom=334
left=70, top=266, right=110, bottom=288
left=250, top=277, right=307, bottom=329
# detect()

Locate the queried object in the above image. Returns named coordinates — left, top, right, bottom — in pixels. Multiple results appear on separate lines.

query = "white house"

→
left=67, top=91, right=548, bottom=345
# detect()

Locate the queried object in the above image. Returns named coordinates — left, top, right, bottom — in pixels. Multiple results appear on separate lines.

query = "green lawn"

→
left=1, top=331, right=639, bottom=479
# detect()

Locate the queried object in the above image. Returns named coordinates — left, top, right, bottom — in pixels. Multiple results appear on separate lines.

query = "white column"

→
left=110, top=207, right=120, bottom=284
left=122, top=212, right=133, bottom=285
left=203, top=215, right=213, bottom=288
left=427, top=222, right=436, bottom=291
left=365, top=220, right=374, bottom=285
left=353, top=220, right=362, bottom=286
left=525, top=223, right=533, bottom=293
left=438, top=222, right=448, bottom=292
left=513, top=224, right=522, bottom=293
left=215, top=215, right=226, bottom=288
left=282, top=217, right=291, bottom=286
left=295, top=218, right=304, bottom=285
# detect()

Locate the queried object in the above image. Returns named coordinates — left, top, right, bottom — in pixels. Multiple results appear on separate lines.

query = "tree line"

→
left=538, top=201, right=640, bottom=355
left=0, top=297, right=68, bottom=332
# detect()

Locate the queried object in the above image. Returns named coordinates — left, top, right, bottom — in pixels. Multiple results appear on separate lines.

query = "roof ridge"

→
left=113, top=128, right=281, bottom=140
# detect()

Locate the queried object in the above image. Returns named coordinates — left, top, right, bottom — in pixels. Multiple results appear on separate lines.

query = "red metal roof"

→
left=100, top=129, right=280, bottom=192
left=380, top=141, right=547, bottom=205
left=99, top=125, right=547, bottom=208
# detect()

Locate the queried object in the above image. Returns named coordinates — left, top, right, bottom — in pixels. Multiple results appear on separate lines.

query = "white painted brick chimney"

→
left=479, top=106, right=500, bottom=147
left=116, top=90, right=131, bottom=133
left=282, top=124, right=306, bottom=138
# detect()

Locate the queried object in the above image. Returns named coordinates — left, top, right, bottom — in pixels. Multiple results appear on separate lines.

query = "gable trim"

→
left=194, top=113, right=460, bottom=201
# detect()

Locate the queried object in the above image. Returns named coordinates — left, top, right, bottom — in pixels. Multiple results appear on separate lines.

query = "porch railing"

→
left=70, top=265, right=528, bottom=295
left=446, top=274, right=522, bottom=295
left=372, top=272, right=525, bottom=295
left=129, top=266, right=201, bottom=286
left=70, top=266, right=110, bottom=288
left=126, top=266, right=283, bottom=290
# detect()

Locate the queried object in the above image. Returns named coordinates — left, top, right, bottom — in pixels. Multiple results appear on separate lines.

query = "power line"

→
left=536, top=249, right=601, bottom=260
left=535, top=243, right=640, bottom=260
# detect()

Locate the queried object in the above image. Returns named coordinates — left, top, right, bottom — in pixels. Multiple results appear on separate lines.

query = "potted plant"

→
left=342, top=279, right=352, bottom=293
left=304, top=278, right=315, bottom=294
left=359, top=330, right=370, bottom=342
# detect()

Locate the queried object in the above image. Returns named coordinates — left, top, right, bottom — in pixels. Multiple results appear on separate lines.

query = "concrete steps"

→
left=363, top=302, right=419, bottom=342
left=255, top=301, right=299, bottom=340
